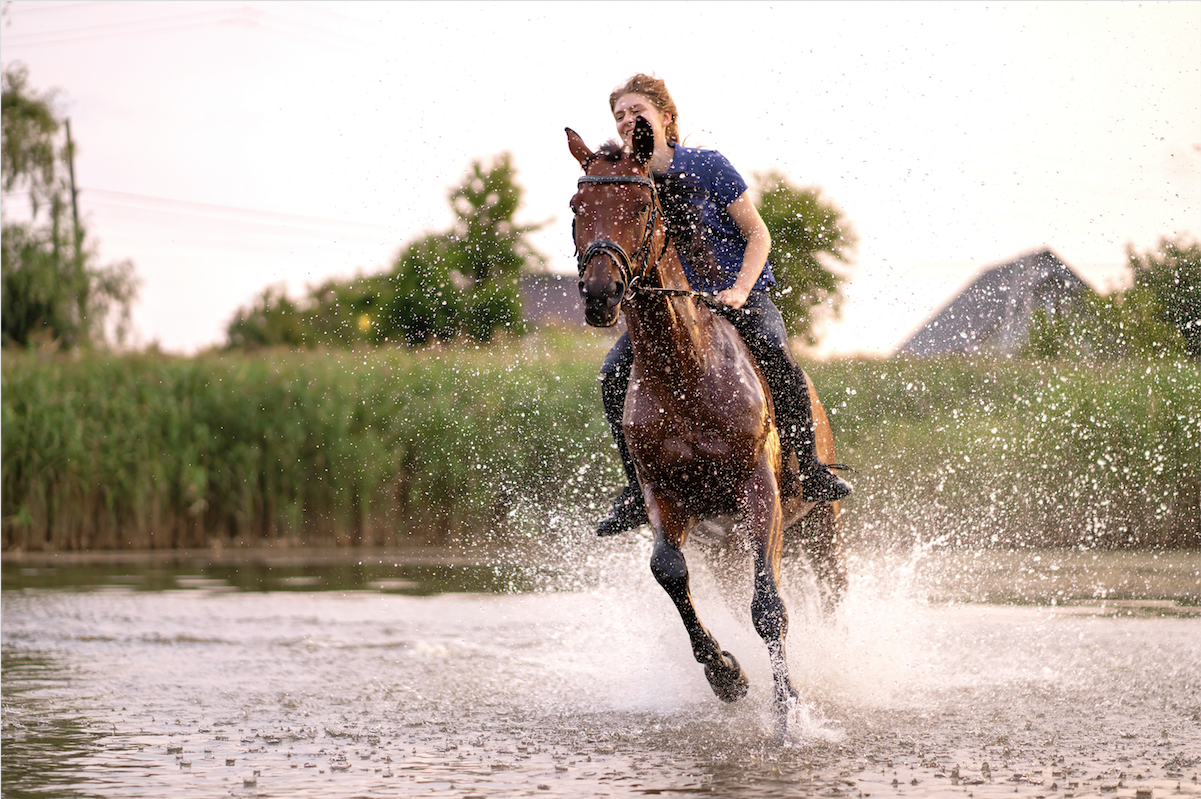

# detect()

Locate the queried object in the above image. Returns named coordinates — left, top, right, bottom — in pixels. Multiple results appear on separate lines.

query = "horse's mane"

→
left=594, top=140, right=624, bottom=163
left=655, top=173, right=722, bottom=287
left=587, top=139, right=722, bottom=286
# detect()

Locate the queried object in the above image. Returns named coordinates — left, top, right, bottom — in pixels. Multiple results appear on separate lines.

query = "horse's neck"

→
left=624, top=244, right=712, bottom=380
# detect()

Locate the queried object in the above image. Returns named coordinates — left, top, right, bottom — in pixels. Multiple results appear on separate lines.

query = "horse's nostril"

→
left=610, top=282, right=624, bottom=306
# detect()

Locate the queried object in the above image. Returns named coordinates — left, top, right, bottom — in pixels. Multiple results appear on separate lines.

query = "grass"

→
left=821, top=356, right=1200, bottom=549
left=3, top=334, right=1197, bottom=551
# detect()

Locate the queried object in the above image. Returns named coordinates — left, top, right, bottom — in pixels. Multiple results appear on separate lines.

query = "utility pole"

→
left=65, top=118, right=89, bottom=345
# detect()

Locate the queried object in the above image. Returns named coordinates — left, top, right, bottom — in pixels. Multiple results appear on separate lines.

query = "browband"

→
left=577, top=175, right=655, bottom=188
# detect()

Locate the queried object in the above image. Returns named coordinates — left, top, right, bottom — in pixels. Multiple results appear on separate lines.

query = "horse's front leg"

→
left=645, top=486, right=749, bottom=703
left=744, top=452, right=798, bottom=718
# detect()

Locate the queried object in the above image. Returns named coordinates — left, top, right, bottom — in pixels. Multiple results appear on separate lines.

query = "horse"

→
left=567, top=116, right=846, bottom=730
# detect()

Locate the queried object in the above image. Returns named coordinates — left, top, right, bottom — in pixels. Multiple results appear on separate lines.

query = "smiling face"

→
left=613, top=92, right=673, bottom=151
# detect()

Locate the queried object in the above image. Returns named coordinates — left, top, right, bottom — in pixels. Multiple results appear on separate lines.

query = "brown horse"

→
left=567, top=117, right=846, bottom=729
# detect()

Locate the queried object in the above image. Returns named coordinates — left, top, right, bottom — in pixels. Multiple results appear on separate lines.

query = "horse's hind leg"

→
left=647, top=496, right=749, bottom=703
left=788, top=501, right=847, bottom=613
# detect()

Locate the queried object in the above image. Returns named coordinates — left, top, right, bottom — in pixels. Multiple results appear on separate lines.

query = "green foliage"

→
left=2, top=222, right=77, bottom=347
left=224, top=154, right=541, bottom=350
left=449, top=153, right=537, bottom=284
left=820, top=356, right=1200, bottom=550
left=1021, top=289, right=1185, bottom=361
left=1, top=63, right=138, bottom=350
left=1128, top=236, right=1201, bottom=358
left=1, top=63, right=60, bottom=206
left=2, top=335, right=615, bottom=551
left=1021, top=235, right=1199, bottom=362
left=753, top=171, right=855, bottom=343
left=225, top=285, right=311, bottom=349
left=4, top=341, right=1196, bottom=552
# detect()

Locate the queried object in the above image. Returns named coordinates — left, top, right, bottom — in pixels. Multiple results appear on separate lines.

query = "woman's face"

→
left=613, top=93, right=671, bottom=149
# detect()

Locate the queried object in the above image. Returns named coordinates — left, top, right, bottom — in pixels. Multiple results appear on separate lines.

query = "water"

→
left=3, top=542, right=1199, bottom=798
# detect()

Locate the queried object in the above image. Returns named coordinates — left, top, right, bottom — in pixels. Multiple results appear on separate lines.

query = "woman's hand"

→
left=715, top=284, right=751, bottom=309
left=718, top=193, right=772, bottom=310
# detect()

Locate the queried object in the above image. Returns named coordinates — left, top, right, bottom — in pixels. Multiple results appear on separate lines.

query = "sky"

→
left=2, top=0, right=1198, bottom=356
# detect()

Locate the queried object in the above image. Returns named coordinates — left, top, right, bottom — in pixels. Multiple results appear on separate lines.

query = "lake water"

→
left=3, top=540, right=1199, bottom=798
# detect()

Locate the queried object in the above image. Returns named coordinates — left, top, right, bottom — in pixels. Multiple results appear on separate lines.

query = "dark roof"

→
left=519, top=272, right=587, bottom=328
left=897, top=249, right=1093, bottom=357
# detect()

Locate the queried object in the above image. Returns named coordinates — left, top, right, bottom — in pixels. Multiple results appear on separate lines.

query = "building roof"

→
left=519, top=272, right=587, bottom=328
left=897, top=249, right=1093, bottom=357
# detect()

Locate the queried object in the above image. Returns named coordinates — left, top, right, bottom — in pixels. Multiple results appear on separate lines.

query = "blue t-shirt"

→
left=658, top=143, right=776, bottom=294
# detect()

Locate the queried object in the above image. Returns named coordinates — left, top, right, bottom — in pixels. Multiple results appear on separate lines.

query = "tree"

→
left=1, top=63, right=60, bottom=212
left=1020, top=289, right=1184, bottom=361
left=752, top=171, right=856, bottom=344
left=440, top=152, right=542, bottom=342
left=1019, top=235, right=1199, bottom=361
left=1, top=63, right=138, bottom=349
left=1127, top=236, right=1201, bottom=359
left=224, top=153, right=542, bottom=350
left=224, top=285, right=310, bottom=349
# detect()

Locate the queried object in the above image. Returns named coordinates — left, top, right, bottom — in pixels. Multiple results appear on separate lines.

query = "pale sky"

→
left=2, top=1, right=1198, bottom=356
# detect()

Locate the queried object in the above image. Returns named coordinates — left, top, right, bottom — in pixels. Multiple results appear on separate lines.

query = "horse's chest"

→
left=624, top=371, right=767, bottom=477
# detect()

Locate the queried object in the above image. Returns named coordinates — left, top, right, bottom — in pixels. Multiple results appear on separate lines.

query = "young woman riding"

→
left=596, top=73, right=852, bottom=537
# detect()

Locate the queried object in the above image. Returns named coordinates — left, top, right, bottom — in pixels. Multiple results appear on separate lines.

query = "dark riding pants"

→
left=599, top=290, right=817, bottom=489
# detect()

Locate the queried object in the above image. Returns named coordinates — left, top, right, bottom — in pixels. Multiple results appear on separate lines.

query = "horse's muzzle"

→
left=579, top=259, right=625, bottom=328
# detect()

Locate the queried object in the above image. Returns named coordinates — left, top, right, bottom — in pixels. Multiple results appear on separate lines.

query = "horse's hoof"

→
left=774, top=690, right=799, bottom=740
left=704, top=650, right=749, bottom=703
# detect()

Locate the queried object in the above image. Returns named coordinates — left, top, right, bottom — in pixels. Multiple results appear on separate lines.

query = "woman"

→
left=596, top=73, right=852, bottom=537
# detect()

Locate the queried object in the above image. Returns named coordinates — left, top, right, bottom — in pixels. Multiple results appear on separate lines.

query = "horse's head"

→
left=566, top=116, right=659, bottom=328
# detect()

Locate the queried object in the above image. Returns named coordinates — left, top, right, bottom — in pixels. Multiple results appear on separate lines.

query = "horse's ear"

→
left=566, top=128, right=592, bottom=168
left=631, top=115, right=654, bottom=168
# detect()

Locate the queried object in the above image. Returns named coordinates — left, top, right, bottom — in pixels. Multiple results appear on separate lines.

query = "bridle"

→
left=574, top=173, right=664, bottom=293
left=573, top=172, right=736, bottom=312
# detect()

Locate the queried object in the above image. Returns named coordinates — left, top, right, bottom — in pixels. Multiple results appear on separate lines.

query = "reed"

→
left=818, top=356, right=1200, bottom=549
left=2, top=335, right=617, bottom=551
left=3, top=338, right=1197, bottom=551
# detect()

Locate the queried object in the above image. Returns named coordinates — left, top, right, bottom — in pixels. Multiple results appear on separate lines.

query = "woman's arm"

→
left=714, top=192, right=772, bottom=309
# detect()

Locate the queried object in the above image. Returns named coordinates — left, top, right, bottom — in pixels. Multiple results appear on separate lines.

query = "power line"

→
left=0, top=4, right=369, bottom=51
left=78, top=187, right=394, bottom=233
left=5, top=185, right=399, bottom=232
left=1, top=1, right=96, bottom=17
left=2, top=7, right=254, bottom=45
left=3, top=185, right=406, bottom=253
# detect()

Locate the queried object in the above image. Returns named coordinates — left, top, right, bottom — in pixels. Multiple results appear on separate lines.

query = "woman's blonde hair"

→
left=609, top=73, right=680, bottom=144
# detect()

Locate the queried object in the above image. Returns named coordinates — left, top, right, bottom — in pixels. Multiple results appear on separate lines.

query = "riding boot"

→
left=775, top=368, right=853, bottom=504
left=597, top=351, right=649, bottom=536
left=719, top=296, right=851, bottom=505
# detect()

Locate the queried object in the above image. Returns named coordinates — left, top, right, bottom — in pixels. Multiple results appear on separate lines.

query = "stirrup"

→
left=799, top=463, right=853, bottom=503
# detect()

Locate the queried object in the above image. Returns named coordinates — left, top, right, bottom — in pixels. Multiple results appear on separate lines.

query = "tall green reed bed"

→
left=818, top=357, right=1199, bottom=549
left=2, top=336, right=620, bottom=551
left=3, top=337, right=1198, bottom=551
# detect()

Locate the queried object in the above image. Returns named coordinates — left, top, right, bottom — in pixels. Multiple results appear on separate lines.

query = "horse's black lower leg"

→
left=650, top=540, right=719, bottom=663
left=651, top=538, right=749, bottom=703
left=751, top=549, right=797, bottom=711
